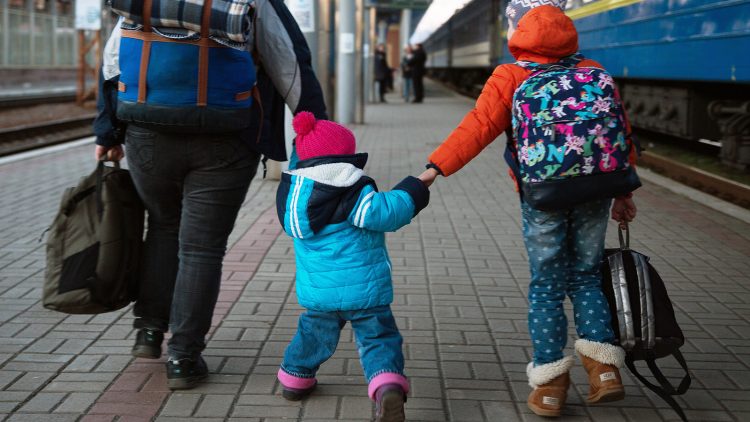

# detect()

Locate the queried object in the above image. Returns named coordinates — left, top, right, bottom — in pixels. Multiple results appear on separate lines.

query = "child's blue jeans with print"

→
left=279, top=304, right=408, bottom=398
left=521, top=199, right=616, bottom=365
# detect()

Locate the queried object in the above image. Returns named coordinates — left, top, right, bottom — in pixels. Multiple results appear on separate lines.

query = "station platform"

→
left=0, top=81, right=749, bottom=422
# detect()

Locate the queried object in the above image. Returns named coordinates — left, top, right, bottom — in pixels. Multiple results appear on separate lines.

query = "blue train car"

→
left=572, top=0, right=750, bottom=83
left=423, top=0, right=750, bottom=166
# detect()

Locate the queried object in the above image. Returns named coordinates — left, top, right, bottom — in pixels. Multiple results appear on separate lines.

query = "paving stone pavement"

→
left=1, top=82, right=749, bottom=421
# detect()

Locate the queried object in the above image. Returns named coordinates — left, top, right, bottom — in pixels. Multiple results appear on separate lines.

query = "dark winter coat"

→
left=374, top=51, right=390, bottom=81
left=410, top=47, right=427, bottom=77
left=276, top=154, right=429, bottom=311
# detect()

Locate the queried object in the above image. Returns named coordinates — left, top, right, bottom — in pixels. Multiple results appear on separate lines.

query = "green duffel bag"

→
left=43, top=161, right=144, bottom=314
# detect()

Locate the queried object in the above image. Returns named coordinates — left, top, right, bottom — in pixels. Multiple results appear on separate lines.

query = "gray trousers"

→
left=125, top=125, right=260, bottom=359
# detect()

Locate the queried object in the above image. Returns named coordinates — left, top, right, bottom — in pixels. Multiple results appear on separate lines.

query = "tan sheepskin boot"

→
left=526, top=356, right=574, bottom=417
left=575, top=339, right=626, bottom=403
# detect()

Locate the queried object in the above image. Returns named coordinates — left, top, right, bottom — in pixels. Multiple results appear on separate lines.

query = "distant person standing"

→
left=410, top=43, right=427, bottom=103
left=401, top=45, right=414, bottom=103
left=374, top=44, right=390, bottom=103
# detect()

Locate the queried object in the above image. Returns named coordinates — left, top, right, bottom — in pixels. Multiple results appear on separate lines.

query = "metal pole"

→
left=356, top=0, right=364, bottom=123
left=1, top=0, right=8, bottom=66
left=400, top=8, right=411, bottom=51
left=363, top=6, right=371, bottom=104
left=51, top=0, right=58, bottom=66
left=399, top=9, right=412, bottom=104
left=377, top=19, right=387, bottom=44
left=27, top=0, right=35, bottom=66
left=336, top=0, right=356, bottom=124
left=77, top=30, right=85, bottom=104
left=368, top=7, right=376, bottom=103
left=72, top=4, right=79, bottom=67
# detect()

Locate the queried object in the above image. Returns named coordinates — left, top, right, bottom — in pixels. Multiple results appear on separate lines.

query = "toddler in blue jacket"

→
left=276, top=112, right=429, bottom=421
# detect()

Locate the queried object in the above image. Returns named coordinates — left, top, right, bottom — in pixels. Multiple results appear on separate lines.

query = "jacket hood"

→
left=508, top=5, right=578, bottom=63
left=295, top=153, right=368, bottom=170
left=277, top=154, right=374, bottom=239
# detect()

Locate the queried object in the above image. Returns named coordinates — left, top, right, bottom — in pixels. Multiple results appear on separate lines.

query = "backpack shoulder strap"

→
left=504, top=64, right=538, bottom=202
left=625, top=351, right=692, bottom=422
left=515, top=53, right=585, bottom=71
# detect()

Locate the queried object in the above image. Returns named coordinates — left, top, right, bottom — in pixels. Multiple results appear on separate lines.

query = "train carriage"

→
left=423, top=0, right=750, bottom=168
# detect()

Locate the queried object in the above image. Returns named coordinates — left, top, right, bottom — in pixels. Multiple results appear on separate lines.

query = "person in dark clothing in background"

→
left=374, top=44, right=390, bottom=103
left=401, top=45, right=414, bottom=102
left=410, top=43, right=427, bottom=103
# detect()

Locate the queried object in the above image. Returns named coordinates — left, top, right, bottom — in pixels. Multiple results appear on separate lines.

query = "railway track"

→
left=0, top=115, right=96, bottom=157
left=639, top=152, right=750, bottom=209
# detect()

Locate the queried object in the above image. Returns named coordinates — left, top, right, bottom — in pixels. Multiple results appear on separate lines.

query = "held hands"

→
left=418, top=168, right=440, bottom=188
left=611, top=196, right=637, bottom=228
left=95, top=145, right=124, bottom=162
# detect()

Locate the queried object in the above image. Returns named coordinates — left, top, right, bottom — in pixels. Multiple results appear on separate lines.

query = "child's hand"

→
left=611, top=196, right=637, bottom=228
left=418, top=168, right=439, bottom=187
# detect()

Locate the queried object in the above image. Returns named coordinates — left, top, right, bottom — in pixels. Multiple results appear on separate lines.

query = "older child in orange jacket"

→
left=419, top=0, right=637, bottom=417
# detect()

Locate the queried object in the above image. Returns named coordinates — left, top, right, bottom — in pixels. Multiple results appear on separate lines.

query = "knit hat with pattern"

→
left=293, top=112, right=356, bottom=161
left=506, top=0, right=568, bottom=28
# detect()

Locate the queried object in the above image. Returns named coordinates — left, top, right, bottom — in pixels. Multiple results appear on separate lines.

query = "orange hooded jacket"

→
left=427, top=6, right=635, bottom=178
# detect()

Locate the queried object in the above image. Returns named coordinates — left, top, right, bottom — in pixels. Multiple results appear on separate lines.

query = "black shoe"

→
left=375, top=384, right=406, bottom=422
left=282, top=381, right=317, bottom=401
left=166, top=356, right=208, bottom=390
left=132, top=328, right=163, bottom=359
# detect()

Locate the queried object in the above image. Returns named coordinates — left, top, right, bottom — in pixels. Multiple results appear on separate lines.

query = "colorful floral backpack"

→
left=504, top=54, right=641, bottom=210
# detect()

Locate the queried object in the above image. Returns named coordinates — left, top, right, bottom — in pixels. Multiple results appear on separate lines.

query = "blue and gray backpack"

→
left=505, top=54, right=641, bottom=210
left=112, top=0, right=257, bottom=132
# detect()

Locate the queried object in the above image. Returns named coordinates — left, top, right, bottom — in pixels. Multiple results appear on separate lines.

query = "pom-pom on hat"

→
left=506, top=0, right=567, bottom=28
left=293, top=111, right=356, bottom=161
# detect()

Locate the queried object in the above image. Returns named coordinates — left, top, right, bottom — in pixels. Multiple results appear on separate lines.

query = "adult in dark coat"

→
left=94, top=0, right=328, bottom=391
left=411, top=43, right=427, bottom=103
left=374, top=44, right=390, bottom=103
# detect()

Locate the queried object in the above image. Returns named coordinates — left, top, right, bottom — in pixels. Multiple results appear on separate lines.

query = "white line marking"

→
left=0, top=137, right=95, bottom=166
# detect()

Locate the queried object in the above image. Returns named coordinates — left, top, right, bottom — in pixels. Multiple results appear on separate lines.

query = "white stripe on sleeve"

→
left=289, top=176, right=304, bottom=239
left=354, top=191, right=375, bottom=227
left=358, top=201, right=373, bottom=228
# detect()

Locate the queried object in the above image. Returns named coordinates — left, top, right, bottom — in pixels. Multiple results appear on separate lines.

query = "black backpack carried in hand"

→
left=601, top=225, right=692, bottom=421
left=44, top=161, right=144, bottom=314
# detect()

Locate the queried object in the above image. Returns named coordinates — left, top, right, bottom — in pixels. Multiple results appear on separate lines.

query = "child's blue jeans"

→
left=521, top=199, right=616, bottom=365
left=279, top=305, right=408, bottom=399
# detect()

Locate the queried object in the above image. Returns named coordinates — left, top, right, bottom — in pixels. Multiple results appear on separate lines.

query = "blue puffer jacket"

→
left=276, top=154, right=429, bottom=312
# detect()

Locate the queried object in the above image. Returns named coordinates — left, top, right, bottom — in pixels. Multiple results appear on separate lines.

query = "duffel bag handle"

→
left=618, top=222, right=630, bottom=250
left=95, top=160, right=121, bottom=221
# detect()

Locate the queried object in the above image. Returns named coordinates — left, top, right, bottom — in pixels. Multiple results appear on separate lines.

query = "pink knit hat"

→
left=293, top=112, right=356, bottom=161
